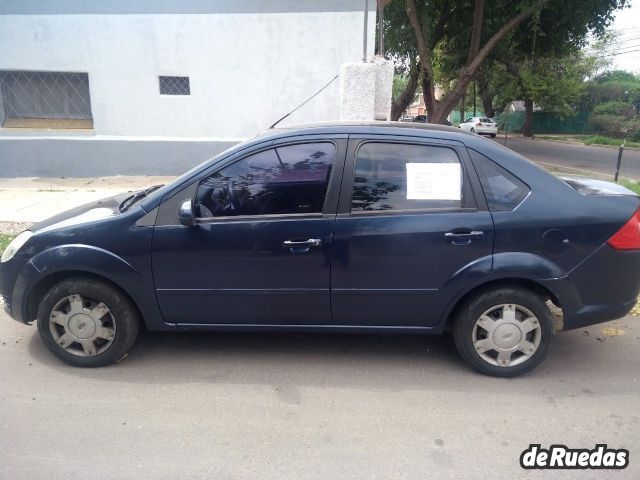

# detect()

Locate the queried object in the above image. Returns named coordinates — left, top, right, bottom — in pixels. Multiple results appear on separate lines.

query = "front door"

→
left=152, top=139, right=345, bottom=326
left=331, top=137, right=494, bottom=327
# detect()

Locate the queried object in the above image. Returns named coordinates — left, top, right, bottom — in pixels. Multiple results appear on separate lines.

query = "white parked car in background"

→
left=459, top=117, right=498, bottom=137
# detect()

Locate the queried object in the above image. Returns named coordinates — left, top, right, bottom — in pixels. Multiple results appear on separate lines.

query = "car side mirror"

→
left=178, top=200, right=196, bottom=227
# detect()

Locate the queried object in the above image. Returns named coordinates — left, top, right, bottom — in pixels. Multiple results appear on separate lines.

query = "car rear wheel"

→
left=490, top=133, right=496, bottom=138
left=452, top=287, right=554, bottom=377
left=37, top=278, right=140, bottom=367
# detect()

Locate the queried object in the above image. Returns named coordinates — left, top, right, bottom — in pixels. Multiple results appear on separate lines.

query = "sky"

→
left=605, top=0, right=640, bottom=72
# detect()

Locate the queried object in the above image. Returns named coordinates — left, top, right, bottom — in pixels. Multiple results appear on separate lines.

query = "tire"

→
left=37, top=278, right=140, bottom=367
left=490, top=133, right=496, bottom=138
left=452, top=287, right=554, bottom=377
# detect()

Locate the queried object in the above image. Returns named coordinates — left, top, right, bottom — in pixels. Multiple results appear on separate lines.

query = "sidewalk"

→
left=0, top=176, right=174, bottom=226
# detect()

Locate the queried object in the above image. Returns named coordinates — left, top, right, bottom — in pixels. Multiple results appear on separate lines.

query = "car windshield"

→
left=481, top=118, right=493, bottom=123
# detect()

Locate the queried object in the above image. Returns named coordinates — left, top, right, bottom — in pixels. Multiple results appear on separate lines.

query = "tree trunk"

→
left=459, top=93, right=466, bottom=124
left=476, top=67, right=495, bottom=118
left=522, top=98, right=534, bottom=137
left=481, top=95, right=495, bottom=119
left=390, top=64, right=419, bottom=121
left=405, top=0, right=548, bottom=126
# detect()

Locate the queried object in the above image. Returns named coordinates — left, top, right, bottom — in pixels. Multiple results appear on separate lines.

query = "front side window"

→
left=351, top=142, right=466, bottom=212
left=195, top=142, right=335, bottom=218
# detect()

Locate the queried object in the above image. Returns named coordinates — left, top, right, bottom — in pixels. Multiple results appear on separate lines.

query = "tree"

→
left=583, top=70, right=640, bottom=140
left=405, top=0, right=550, bottom=123
left=382, top=0, right=629, bottom=123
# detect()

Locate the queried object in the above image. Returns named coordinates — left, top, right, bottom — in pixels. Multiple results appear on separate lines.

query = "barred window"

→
left=159, top=76, right=190, bottom=96
left=0, top=70, right=92, bottom=129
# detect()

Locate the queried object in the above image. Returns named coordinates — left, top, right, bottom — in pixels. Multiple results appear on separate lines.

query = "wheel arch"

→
left=26, top=270, right=145, bottom=330
left=15, top=244, right=162, bottom=329
left=441, top=277, right=561, bottom=331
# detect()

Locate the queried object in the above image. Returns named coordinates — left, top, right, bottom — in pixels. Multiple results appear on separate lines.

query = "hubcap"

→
left=48, top=294, right=116, bottom=357
left=472, top=304, right=541, bottom=367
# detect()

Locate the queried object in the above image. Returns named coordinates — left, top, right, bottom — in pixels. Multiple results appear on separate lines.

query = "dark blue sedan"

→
left=2, top=122, right=639, bottom=376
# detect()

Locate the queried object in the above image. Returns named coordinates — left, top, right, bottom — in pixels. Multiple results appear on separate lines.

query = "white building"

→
left=0, top=0, right=375, bottom=176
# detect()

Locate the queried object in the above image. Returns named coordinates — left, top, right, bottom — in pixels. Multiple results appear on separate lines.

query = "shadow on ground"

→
left=26, top=319, right=639, bottom=396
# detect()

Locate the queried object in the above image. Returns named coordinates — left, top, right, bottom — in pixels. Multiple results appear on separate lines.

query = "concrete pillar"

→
left=339, top=56, right=394, bottom=121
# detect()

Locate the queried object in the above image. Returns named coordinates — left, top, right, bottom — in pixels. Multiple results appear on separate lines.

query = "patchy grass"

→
left=537, top=134, right=590, bottom=143
left=620, top=180, right=640, bottom=195
left=0, top=234, right=14, bottom=255
left=537, top=134, right=640, bottom=149
left=583, top=135, right=640, bottom=148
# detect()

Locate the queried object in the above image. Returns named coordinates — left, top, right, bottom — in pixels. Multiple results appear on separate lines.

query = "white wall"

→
left=0, top=3, right=375, bottom=139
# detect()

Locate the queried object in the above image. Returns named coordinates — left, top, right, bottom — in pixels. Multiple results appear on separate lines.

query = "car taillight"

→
left=476, top=122, right=482, bottom=126
left=608, top=209, right=640, bottom=250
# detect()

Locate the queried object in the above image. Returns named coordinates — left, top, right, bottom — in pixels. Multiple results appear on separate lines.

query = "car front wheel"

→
left=37, top=278, right=140, bottom=367
left=452, top=287, right=554, bottom=377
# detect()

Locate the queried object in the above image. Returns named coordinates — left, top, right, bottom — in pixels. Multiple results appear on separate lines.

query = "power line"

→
left=596, top=48, right=640, bottom=57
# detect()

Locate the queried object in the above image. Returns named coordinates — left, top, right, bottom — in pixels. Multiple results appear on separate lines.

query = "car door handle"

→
left=283, top=239, right=322, bottom=253
left=444, top=231, right=484, bottom=245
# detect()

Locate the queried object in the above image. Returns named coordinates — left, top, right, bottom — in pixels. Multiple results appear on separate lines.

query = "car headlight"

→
left=1, top=231, right=33, bottom=263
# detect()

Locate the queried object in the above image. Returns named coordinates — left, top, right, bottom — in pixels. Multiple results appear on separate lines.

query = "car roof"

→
left=256, top=120, right=470, bottom=141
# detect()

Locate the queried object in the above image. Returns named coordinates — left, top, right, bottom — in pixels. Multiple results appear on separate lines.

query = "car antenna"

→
left=267, top=73, right=339, bottom=130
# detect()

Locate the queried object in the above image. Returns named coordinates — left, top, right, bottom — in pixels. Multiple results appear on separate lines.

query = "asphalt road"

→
left=496, top=137, right=640, bottom=180
left=1, top=311, right=639, bottom=479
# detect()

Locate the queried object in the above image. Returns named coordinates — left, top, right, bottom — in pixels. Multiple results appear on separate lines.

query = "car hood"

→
left=30, top=191, right=135, bottom=234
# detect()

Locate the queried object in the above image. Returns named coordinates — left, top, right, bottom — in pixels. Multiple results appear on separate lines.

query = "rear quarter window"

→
left=468, top=149, right=529, bottom=211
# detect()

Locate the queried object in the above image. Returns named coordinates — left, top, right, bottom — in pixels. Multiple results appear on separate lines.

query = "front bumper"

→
left=0, top=256, right=40, bottom=324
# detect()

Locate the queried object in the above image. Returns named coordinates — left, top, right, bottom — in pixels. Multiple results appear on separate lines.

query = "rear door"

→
left=331, top=136, right=494, bottom=327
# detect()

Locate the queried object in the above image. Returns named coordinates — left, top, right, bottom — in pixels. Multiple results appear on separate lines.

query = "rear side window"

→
left=469, top=149, right=529, bottom=211
left=351, top=142, right=471, bottom=212
left=195, top=142, right=335, bottom=217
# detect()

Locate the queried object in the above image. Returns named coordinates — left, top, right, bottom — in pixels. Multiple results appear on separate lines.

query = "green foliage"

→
left=381, top=0, right=629, bottom=121
left=592, top=100, right=633, bottom=116
left=392, top=74, right=411, bottom=102
left=594, top=70, right=639, bottom=83
left=0, top=235, right=14, bottom=255
left=620, top=180, right=640, bottom=195
left=588, top=114, right=627, bottom=138
left=583, top=70, right=640, bottom=139
left=584, top=134, right=625, bottom=146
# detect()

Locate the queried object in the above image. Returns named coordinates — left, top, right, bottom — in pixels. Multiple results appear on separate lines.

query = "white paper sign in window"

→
left=406, top=163, right=461, bottom=200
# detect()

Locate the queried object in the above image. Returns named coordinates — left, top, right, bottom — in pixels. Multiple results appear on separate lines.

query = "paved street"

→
left=498, top=136, right=640, bottom=181
left=1, top=309, right=639, bottom=479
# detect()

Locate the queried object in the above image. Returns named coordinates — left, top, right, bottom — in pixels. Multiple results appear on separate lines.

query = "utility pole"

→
left=378, top=0, right=384, bottom=57
left=363, top=0, right=368, bottom=62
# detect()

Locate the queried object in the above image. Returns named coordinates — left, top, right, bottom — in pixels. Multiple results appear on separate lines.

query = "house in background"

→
left=0, top=0, right=375, bottom=176
left=403, top=87, right=446, bottom=120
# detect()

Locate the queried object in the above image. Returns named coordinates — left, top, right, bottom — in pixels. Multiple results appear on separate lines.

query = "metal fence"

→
left=0, top=70, right=92, bottom=128
left=494, top=111, right=594, bottom=135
